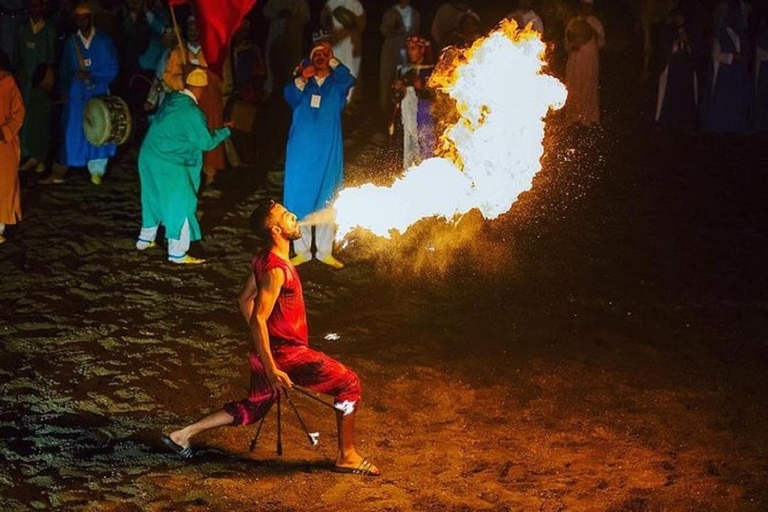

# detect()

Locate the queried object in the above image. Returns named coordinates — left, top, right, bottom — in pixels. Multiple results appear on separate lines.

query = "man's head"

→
left=310, top=40, right=332, bottom=71
left=187, top=15, right=200, bottom=44
left=28, top=0, right=46, bottom=19
left=406, top=35, right=430, bottom=64
left=250, top=201, right=302, bottom=242
left=185, top=67, right=208, bottom=99
left=73, top=3, right=93, bottom=32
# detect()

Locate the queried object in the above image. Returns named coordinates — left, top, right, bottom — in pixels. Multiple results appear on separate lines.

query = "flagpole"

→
left=169, top=3, right=187, bottom=65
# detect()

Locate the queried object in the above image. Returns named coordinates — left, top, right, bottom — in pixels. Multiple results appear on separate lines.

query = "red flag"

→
left=168, top=0, right=258, bottom=76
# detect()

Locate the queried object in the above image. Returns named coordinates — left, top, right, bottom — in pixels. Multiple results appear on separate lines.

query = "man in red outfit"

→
left=162, top=200, right=380, bottom=476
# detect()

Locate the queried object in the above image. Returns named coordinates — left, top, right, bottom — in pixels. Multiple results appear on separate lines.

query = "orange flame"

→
left=333, top=19, right=567, bottom=240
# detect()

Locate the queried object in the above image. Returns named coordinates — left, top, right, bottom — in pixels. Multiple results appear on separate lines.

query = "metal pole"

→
left=276, top=393, right=283, bottom=456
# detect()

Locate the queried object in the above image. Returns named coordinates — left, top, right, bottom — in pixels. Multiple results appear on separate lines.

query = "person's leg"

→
left=283, top=347, right=379, bottom=474
left=315, top=223, right=343, bottom=269
left=167, top=218, right=204, bottom=263
left=136, top=224, right=159, bottom=250
left=291, top=225, right=313, bottom=263
left=168, top=409, right=234, bottom=448
left=87, top=158, right=108, bottom=184
left=168, top=360, right=276, bottom=449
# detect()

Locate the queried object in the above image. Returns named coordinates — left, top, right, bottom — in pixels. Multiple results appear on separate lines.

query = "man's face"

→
left=311, top=41, right=331, bottom=69
left=187, top=20, right=199, bottom=43
left=270, top=204, right=302, bottom=241
left=75, top=13, right=92, bottom=31
left=406, top=42, right=425, bottom=64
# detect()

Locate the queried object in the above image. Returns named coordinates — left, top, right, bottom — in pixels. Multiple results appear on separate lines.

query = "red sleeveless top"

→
left=252, top=250, right=309, bottom=347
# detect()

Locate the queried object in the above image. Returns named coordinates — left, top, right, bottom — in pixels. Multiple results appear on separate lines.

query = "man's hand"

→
left=223, top=120, right=235, bottom=128
left=267, top=367, right=293, bottom=392
left=392, top=78, right=405, bottom=91
left=301, top=64, right=316, bottom=80
left=75, top=71, right=91, bottom=81
left=143, top=101, right=154, bottom=112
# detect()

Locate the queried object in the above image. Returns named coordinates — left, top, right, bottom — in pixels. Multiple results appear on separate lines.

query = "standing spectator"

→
left=15, top=0, right=55, bottom=174
left=392, top=35, right=436, bottom=170
left=563, top=0, right=605, bottom=126
left=508, top=0, right=544, bottom=34
left=164, top=15, right=226, bottom=185
left=704, top=9, right=750, bottom=133
left=136, top=69, right=231, bottom=264
left=283, top=40, right=354, bottom=269
left=380, top=0, right=420, bottom=110
left=263, top=0, right=309, bottom=99
left=431, top=1, right=469, bottom=51
left=321, top=0, right=365, bottom=102
left=0, top=49, right=25, bottom=244
left=654, top=13, right=699, bottom=131
left=0, top=0, right=26, bottom=63
left=59, top=2, right=119, bottom=185
left=754, top=21, right=768, bottom=132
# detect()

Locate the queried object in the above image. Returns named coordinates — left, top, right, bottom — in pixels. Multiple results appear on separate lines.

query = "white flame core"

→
left=333, top=21, right=567, bottom=240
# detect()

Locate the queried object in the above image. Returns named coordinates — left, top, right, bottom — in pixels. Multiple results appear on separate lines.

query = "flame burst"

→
left=334, top=20, right=567, bottom=240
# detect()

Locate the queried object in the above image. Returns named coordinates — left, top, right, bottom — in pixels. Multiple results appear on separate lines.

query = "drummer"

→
left=59, top=2, right=119, bottom=185
left=135, top=68, right=232, bottom=264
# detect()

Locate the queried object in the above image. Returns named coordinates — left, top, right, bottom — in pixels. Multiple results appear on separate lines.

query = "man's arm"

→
left=238, top=272, right=258, bottom=322
left=250, top=269, right=293, bottom=390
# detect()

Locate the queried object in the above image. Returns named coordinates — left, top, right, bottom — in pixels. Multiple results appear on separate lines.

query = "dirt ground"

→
left=3, top=91, right=768, bottom=511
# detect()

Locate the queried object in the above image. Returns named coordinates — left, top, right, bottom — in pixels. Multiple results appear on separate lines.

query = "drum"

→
left=83, top=95, right=132, bottom=146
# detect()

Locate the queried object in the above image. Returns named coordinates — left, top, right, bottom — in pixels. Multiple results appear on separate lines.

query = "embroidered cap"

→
left=312, top=29, right=331, bottom=44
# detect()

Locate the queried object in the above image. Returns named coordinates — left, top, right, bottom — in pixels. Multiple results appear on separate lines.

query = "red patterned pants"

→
left=223, top=344, right=361, bottom=426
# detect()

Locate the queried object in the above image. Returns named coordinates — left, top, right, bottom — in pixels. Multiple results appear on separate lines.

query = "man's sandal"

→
left=161, top=434, right=194, bottom=459
left=332, top=459, right=380, bottom=477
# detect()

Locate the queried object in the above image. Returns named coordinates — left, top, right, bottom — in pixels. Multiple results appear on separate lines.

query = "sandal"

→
left=161, top=433, right=194, bottom=459
left=332, top=459, right=380, bottom=477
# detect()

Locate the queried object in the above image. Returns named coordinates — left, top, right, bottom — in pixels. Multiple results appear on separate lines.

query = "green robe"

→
left=138, top=92, right=230, bottom=240
left=14, top=20, right=55, bottom=161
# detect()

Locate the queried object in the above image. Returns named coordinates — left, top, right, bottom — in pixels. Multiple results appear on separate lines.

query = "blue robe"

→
left=283, top=62, right=355, bottom=221
left=704, top=19, right=751, bottom=133
left=60, top=30, right=119, bottom=166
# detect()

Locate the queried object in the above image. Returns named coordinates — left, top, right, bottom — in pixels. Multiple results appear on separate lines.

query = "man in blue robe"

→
left=283, top=38, right=355, bottom=269
left=60, top=3, right=119, bottom=185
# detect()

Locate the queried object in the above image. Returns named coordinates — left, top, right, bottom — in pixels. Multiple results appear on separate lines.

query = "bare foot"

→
left=335, top=451, right=381, bottom=476
left=169, top=429, right=191, bottom=449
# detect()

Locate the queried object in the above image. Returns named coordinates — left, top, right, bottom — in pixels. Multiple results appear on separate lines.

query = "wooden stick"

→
left=169, top=3, right=187, bottom=65
left=276, top=394, right=283, bottom=456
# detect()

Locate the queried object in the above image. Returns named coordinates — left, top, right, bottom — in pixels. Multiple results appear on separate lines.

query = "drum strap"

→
left=73, top=36, right=86, bottom=72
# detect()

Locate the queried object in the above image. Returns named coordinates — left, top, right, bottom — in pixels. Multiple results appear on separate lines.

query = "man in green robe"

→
left=135, top=68, right=231, bottom=265
left=14, top=0, right=55, bottom=173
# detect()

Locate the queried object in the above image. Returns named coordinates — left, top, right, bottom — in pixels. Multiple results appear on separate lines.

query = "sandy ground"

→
left=2, top=101, right=768, bottom=511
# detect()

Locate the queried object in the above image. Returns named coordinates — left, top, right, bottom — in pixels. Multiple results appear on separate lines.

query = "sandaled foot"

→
left=318, top=254, right=344, bottom=270
left=333, top=458, right=380, bottom=477
left=290, top=253, right=311, bottom=266
left=168, top=255, right=206, bottom=265
left=161, top=433, right=193, bottom=459
left=136, top=239, right=156, bottom=251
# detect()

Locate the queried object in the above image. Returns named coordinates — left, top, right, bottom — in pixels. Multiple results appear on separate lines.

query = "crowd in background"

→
left=1, top=0, right=768, bottom=248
